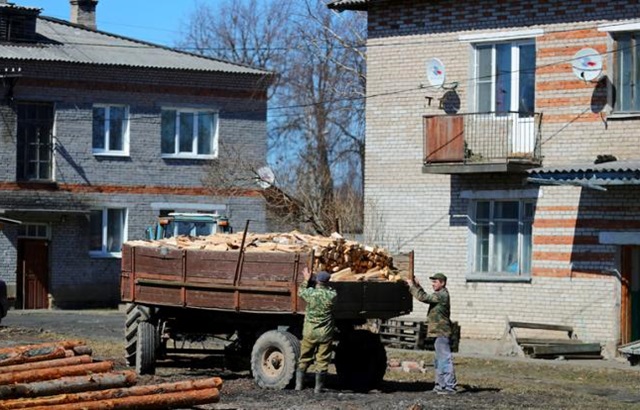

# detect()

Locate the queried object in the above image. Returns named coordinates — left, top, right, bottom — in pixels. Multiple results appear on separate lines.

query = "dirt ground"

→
left=2, top=323, right=640, bottom=410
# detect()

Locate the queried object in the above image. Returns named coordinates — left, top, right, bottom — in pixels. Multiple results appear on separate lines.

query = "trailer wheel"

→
left=335, top=330, right=387, bottom=392
left=136, top=321, right=157, bottom=375
left=124, top=303, right=152, bottom=366
left=251, top=330, right=300, bottom=390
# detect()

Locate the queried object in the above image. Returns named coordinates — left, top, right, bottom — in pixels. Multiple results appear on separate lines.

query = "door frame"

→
left=16, top=223, right=51, bottom=310
left=620, top=246, right=640, bottom=344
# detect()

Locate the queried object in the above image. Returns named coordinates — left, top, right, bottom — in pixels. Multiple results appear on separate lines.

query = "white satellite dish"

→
left=426, top=58, right=446, bottom=88
left=256, top=166, right=275, bottom=189
left=572, top=48, right=603, bottom=81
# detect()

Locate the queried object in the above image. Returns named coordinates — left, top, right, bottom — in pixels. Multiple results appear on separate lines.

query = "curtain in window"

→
left=92, top=107, right=106, bottom=150
left=107, top=209, right=125, bottom=253
left=197, top=112, right=213, bottom=155
left=109, top=106, right=125, bottom=151
left=161, top=110, right=177, bottom=154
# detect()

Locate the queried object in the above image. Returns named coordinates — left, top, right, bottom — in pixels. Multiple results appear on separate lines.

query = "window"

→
left=92, top=105, right=129, bottom=155
left=614, top=32, right=640, bottom=112
left=90, top=208, right=127, bottom=257
left=469, top=200, right=534, bottom=278
left=474, top=41, right=536, bottom=114
left=17, top=223, right=49, bottom=239
left=17, top=102, right=54, bottom=181
left=161, top=109, right=218, bottom=158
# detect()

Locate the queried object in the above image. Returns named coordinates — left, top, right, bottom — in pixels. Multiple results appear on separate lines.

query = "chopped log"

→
left=0, top=346, right=67, bottom=368
left=0, top=371, right=137, bottom=399
left=0, top=341, right=86, bottom=368
left=0, top=361, right=113, bottom=385
left=0, top=377, right=222, bottom=409
left=0, top=355, right=92, bottom=374
left=70, top=346, right=93, bottom=357
left=25, top=388, right=220, bottom=410
left=329, top=268, right=352, bottom=281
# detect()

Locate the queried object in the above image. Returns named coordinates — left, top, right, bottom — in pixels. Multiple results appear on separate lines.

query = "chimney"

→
left=70, top=0, right=98, bottom=30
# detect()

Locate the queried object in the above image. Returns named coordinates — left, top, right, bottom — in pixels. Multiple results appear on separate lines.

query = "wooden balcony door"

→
left=16, top=102, right=54, bottom=181
left=17, top=239, right=49, bottom=309
left=621, top=246, right=640, bottom=344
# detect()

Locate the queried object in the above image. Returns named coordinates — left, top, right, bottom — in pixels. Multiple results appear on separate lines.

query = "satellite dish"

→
left=256, top=166, right=275, bottom=189
left=426, top=58, right=446, bottom=88
left=572, top=48, right=603, bottom=81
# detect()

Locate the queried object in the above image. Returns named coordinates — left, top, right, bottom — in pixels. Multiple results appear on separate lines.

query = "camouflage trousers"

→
left=298, top=337, right=333, bottom=373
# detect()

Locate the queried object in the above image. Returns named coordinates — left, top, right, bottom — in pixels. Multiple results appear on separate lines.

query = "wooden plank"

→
left=531, top=343, right=601, bottom=356
left=509, top=321, right=574, bottom=333
left=516, top=338, right=584, bottom=345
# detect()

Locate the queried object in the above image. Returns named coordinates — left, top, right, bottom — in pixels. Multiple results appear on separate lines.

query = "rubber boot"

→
left=314, top=371, right=326, bottom=394
left=295, top=369, right=305, bottom=391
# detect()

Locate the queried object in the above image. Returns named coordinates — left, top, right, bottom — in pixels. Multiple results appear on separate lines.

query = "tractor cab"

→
left=146, top=213, right=230, bottom=240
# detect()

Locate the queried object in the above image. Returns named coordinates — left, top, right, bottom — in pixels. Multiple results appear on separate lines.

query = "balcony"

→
left=423, top=112, right=543, bottom=174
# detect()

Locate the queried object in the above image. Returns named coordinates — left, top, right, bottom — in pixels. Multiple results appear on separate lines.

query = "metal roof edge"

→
left=38, top=16, right=273, bottom=76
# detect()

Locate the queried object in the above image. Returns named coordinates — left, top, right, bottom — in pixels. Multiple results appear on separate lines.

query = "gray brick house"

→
left=0, top=0, right=271, bottom=308
left=331, top=0, right=640, bottom=356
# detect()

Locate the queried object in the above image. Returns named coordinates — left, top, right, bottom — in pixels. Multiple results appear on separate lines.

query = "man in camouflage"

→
left=295, top=266, right=337, bottom=393
left=407, top=272, right=457, bottom=394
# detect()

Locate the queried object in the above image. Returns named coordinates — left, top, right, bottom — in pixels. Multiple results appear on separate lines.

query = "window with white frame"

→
left=613, top=32, right=640, bottom=112
left=474, top=40, right=536, bottom=115
left=469, top=200, right=534, bottom=277
left=161, top=109, right=218, bottom=158
left=89, top=208, right=127, bottom=257
left=17, top=223, right=49, bottom=239
left=92, top=105, right=129, bottom=155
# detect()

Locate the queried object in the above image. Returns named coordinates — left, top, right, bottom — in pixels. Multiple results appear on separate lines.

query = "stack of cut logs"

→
left=0, top=340, right=221, bottom=409
left=128, top=231, right=407, bottom=282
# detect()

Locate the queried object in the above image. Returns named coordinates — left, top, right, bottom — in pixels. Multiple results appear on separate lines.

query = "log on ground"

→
left=0, top=371, right=137, bottom=399
left=0, top=361, right=113, bottom=385
left=25, top=388, right=221, bottom=410
left=0, top=377, right=222, bottom=409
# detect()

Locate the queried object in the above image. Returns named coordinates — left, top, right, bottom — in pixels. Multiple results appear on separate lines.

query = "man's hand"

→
left=406, top=275, right=419, bottom=287
left=302, top=266, right=312, bottom=281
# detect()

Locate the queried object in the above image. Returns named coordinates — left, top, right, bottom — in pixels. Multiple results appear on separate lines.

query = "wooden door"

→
left=17, top=240, right=49, bottom=309
left=621, top=246, right=640, bottom=344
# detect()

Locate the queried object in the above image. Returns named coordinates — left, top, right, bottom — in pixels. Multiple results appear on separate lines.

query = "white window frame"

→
left=89, top=208, right=128, bottom=258
left=467, top=199, right=534, bottom=282
left=471, top=39, right=536, bottom=114
left=17, top=223, right=50, bottom=239
left=161, top=107, right=219, bottom=159
left=92, top=104, right=130, bottom=156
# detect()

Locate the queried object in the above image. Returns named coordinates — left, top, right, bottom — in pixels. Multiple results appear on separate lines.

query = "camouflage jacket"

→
left=299, top=280, right=337, bottom=343
left=409, top=284, right=452, bottom=338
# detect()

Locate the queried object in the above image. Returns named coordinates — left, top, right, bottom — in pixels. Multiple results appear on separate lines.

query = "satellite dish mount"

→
left=572, top=48, right=603, bottom=83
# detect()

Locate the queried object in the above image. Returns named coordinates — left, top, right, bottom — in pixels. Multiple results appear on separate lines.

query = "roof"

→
left=526, top=160, right=640, bottom=191
left=0, top=2, right=40, bottom=13
left=328, top=0, right=369, bottom=11
left=0, top=16, right=270, bottom=75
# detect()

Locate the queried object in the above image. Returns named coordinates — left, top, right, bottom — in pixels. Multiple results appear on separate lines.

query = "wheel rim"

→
left=261, top=347, right=285, bottom=377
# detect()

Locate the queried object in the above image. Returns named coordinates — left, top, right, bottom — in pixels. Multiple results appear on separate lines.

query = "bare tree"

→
left=179, top=0, right=366, bottom=236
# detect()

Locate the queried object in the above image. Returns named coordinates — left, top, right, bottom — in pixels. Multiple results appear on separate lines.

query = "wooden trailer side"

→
left=121, top=244, right=311, bottom=314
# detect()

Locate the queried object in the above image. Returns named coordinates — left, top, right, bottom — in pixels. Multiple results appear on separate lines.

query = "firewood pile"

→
left=0, top=341, right=222, bottom=409
left=127, top=231, right=408, bottom=282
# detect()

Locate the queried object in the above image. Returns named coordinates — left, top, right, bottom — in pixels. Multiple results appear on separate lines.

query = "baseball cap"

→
left=429, top=273, right=447, bottom=281
left=315, top=271, right=331, bottom=283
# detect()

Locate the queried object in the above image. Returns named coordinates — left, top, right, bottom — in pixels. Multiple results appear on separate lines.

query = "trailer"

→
left=120, top=242, right=413, bottom=391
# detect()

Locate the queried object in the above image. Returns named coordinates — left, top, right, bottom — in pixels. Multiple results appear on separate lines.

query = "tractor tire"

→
left=251, top=330, right=300, bottom=390
left=135, top=321, right=157, bottom=375
left=335, top=330, right=387, bottom=392
left=124, top=303, right=152, bottom=367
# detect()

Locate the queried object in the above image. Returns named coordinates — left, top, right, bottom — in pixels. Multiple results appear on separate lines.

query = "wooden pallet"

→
left=379, top=319, right=426, bottom=350
left=379, top=320, right=461, bottom=352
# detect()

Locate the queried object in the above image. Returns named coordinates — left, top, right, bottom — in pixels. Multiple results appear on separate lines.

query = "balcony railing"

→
left=423, top=112, right=543, bottom=173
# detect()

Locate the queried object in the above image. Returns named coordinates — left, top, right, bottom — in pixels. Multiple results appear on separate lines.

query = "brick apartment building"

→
left=0, top=1, right=271, bottom=308
left=330, top=0, right=640, bottom=356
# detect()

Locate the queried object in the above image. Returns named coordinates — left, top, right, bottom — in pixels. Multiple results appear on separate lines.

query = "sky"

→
left=22, top=0, right=200, bottom=47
